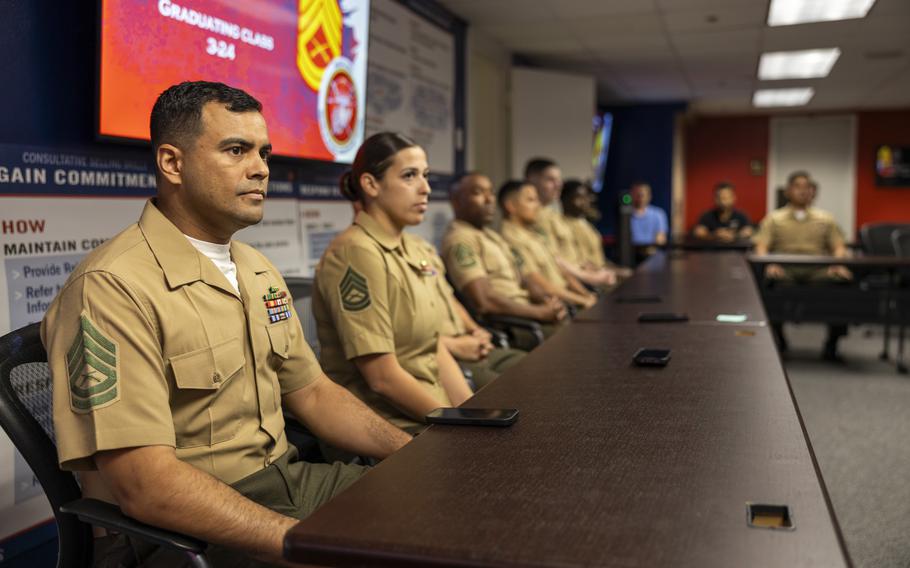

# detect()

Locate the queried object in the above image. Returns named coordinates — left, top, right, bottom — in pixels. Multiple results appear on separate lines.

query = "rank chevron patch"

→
left=66, top=314, right=120, bottom=413
left=339, top=266, right=371, bottom=311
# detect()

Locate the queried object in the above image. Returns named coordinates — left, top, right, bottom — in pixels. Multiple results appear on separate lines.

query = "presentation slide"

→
left=99, top=0, right=369, bottom=163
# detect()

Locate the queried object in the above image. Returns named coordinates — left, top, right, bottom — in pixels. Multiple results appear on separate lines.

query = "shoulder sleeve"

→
left=737, top=210, right=753, bottom=226
left=43, top=271, right=174, bottom=471
left=316, top=241, right=395, bottom=360
left=826, top=218, right=846, bottom=250
left=500, top=229, right=540, bottom=277
left=442, top=232, right=487, bottom=291
left=657, top=208, right=669, bottom=233
left=752, top=214, right=774, bottom=247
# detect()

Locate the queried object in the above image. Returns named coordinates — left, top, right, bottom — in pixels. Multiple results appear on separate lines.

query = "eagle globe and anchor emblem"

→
left=297, top=0, right=361, bottom=157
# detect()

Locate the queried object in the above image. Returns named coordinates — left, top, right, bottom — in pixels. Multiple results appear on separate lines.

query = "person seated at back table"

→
left=560, top=179, right=632, bottom=286
left=692, top=182, right=754, bottom=242
left=441, top=172, right=568, bottom=349
left=497, top=180, right=597, bottom=310
left=525, top=158, right=619, bottom=288
left=753, top=170, right=852, bottom=361
left=629, top=182, right=668, bottom=259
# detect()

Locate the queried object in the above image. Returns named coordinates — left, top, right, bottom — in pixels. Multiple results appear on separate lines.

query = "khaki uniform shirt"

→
left=535, top=206, right=575, bottom=258
left=407, top=232, right=466, bottom=337
left=753, top=205, right=846, bottom=255
left=313, top=211, right=452, bottom=430
left=41, top=201, right=320, bottom=484
left=563, top=216, right=609, bottom=269
left=440, top=220, right=530, bottom=304
left=500, top=219, right=568, bottom=289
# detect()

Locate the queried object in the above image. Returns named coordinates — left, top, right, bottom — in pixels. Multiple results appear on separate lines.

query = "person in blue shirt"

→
left=629, top=182, right=668, bottom=246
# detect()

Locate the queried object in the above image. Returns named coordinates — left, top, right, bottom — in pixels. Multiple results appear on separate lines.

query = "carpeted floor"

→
left=782, top=323, right=910, bottom=568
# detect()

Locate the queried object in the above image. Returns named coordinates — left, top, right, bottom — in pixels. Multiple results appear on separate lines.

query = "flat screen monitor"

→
left=98, top=0, right=370, bottom=163
left=591, top=112, right=613, bottom=193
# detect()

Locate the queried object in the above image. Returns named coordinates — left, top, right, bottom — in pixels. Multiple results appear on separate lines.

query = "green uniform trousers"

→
left=458, top=346, right=525, bottom=390
left=92, top=448, right=367, bottom=567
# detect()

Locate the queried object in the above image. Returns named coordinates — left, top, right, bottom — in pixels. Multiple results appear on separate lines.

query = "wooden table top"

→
left=284, top=252, right=850, bottom=568
left=578, top=252, right=767, bottom=324
left=747, top=253, right=910, bottom=268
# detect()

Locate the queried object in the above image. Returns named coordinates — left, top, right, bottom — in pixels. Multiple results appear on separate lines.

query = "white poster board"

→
left=366, top=0, right=456, bottom=173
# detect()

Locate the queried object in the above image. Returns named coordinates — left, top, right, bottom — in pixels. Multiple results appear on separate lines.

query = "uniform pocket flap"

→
left=170, top=337, right=245, bottom=390
left=266, top=323, right=290, bottom=359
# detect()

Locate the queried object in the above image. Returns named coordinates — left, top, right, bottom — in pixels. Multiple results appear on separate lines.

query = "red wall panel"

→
left=684, top=116, right=769, bottom=230
left=855, top=110, right=910, bottom=229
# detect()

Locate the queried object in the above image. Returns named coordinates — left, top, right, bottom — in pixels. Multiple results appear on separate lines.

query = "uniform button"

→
left=212, top=372, right=221, bottom=383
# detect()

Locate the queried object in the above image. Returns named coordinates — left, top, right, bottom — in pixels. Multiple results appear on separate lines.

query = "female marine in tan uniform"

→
left=313, top=132, right=473, bottom=433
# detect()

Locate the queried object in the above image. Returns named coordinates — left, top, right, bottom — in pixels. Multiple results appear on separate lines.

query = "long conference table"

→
left=284, top=251, right=851, bottom=567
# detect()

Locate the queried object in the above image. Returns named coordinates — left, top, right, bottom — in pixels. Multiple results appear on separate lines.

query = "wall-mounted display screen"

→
left=99, top=0, right=369, bottom=163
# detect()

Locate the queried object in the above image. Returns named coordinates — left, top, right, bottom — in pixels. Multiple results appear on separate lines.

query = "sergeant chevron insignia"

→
left=339, top=266, right=371, bottom=311
left=66, top=314, right=120, bottom=413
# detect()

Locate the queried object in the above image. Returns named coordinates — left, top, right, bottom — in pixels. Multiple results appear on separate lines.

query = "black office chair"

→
left=284, top=276, right=319, bottom=358
left=860, top=222, right=908, bottom=256
left=858, top=222, right=910, bottom=360
left=447, top=281, right=545, bottom=350
left=0, top=323, right=210, bottom=568
left=281, top=276, right=330, bottom=462
left=891, top=229, right=910, bottom=373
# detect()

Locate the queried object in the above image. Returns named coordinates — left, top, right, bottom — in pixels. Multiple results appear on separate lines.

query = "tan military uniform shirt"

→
left=753, top=205, right=846, bottom=255
left=500, top=219, right=568, bottom=289
left=313, top=211, right=452, bottom=430
left=407, top=232, right=466, bottom=337
left=440, top=220, right=530, bottom=304
left=535, top=206, right=575, bottom=259
left=41, top=201, right=320, bottom=484
left=563, top=216, right=610, bottom=269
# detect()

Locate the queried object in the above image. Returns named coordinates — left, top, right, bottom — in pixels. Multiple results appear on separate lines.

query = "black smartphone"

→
left=638, top=312, right=689, bottom=323
left=425, top=407, right=519, bottom=427
left=633, top=348, right=672, bottom=367
left=615, top=295, right=661, bottom=304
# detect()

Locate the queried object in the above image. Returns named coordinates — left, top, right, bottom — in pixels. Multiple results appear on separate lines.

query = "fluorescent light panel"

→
left=753, top=88, right=815, bottom=107
left=768, top=0, right=876, bottom=26
left=758, top=48, right=841, bottom=80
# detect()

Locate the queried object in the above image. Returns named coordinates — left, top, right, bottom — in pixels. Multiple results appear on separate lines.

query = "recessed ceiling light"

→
left=758, top=48, right=841, bottom=80
left=768, top=0, right=876, bottom=26
left=753, top=88, right=815, bottom=107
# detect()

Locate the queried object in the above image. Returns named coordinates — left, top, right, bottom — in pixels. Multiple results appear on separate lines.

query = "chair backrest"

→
left=0, top=323, right=92, bottom=567
left=860, top=223, right=909, bottom=256
left=284, top=277, right=320, bottom=357
left=893, top=228, right=910, bottom=258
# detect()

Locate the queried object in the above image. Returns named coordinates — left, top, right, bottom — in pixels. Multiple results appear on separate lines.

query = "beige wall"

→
left=465, top=28, right=511, bottom=187
left=510, top=67, right=595, bottom=181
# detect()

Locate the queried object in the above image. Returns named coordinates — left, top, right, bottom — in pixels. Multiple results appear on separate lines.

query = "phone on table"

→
left=633, top=348, right=672, bottom=367
left=425, top=407, right=519, bottom=427
left=638, top=312, right=689, bottom=323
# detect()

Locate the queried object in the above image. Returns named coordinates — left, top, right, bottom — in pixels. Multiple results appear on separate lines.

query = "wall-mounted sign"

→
left=875, top=145, right=910, bottom=187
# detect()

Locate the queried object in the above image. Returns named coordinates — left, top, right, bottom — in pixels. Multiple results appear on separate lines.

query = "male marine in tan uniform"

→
left=41, top=81, right=410, bottom=567
left=442, top=173, right=567, bottom=342
left=753, top=170, right=852, bottom=360
left=559, top=179, right=632, bottom=285
left=525, top=158, right=619, bottom=288
left=497, top=180, right=596, bottom=310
